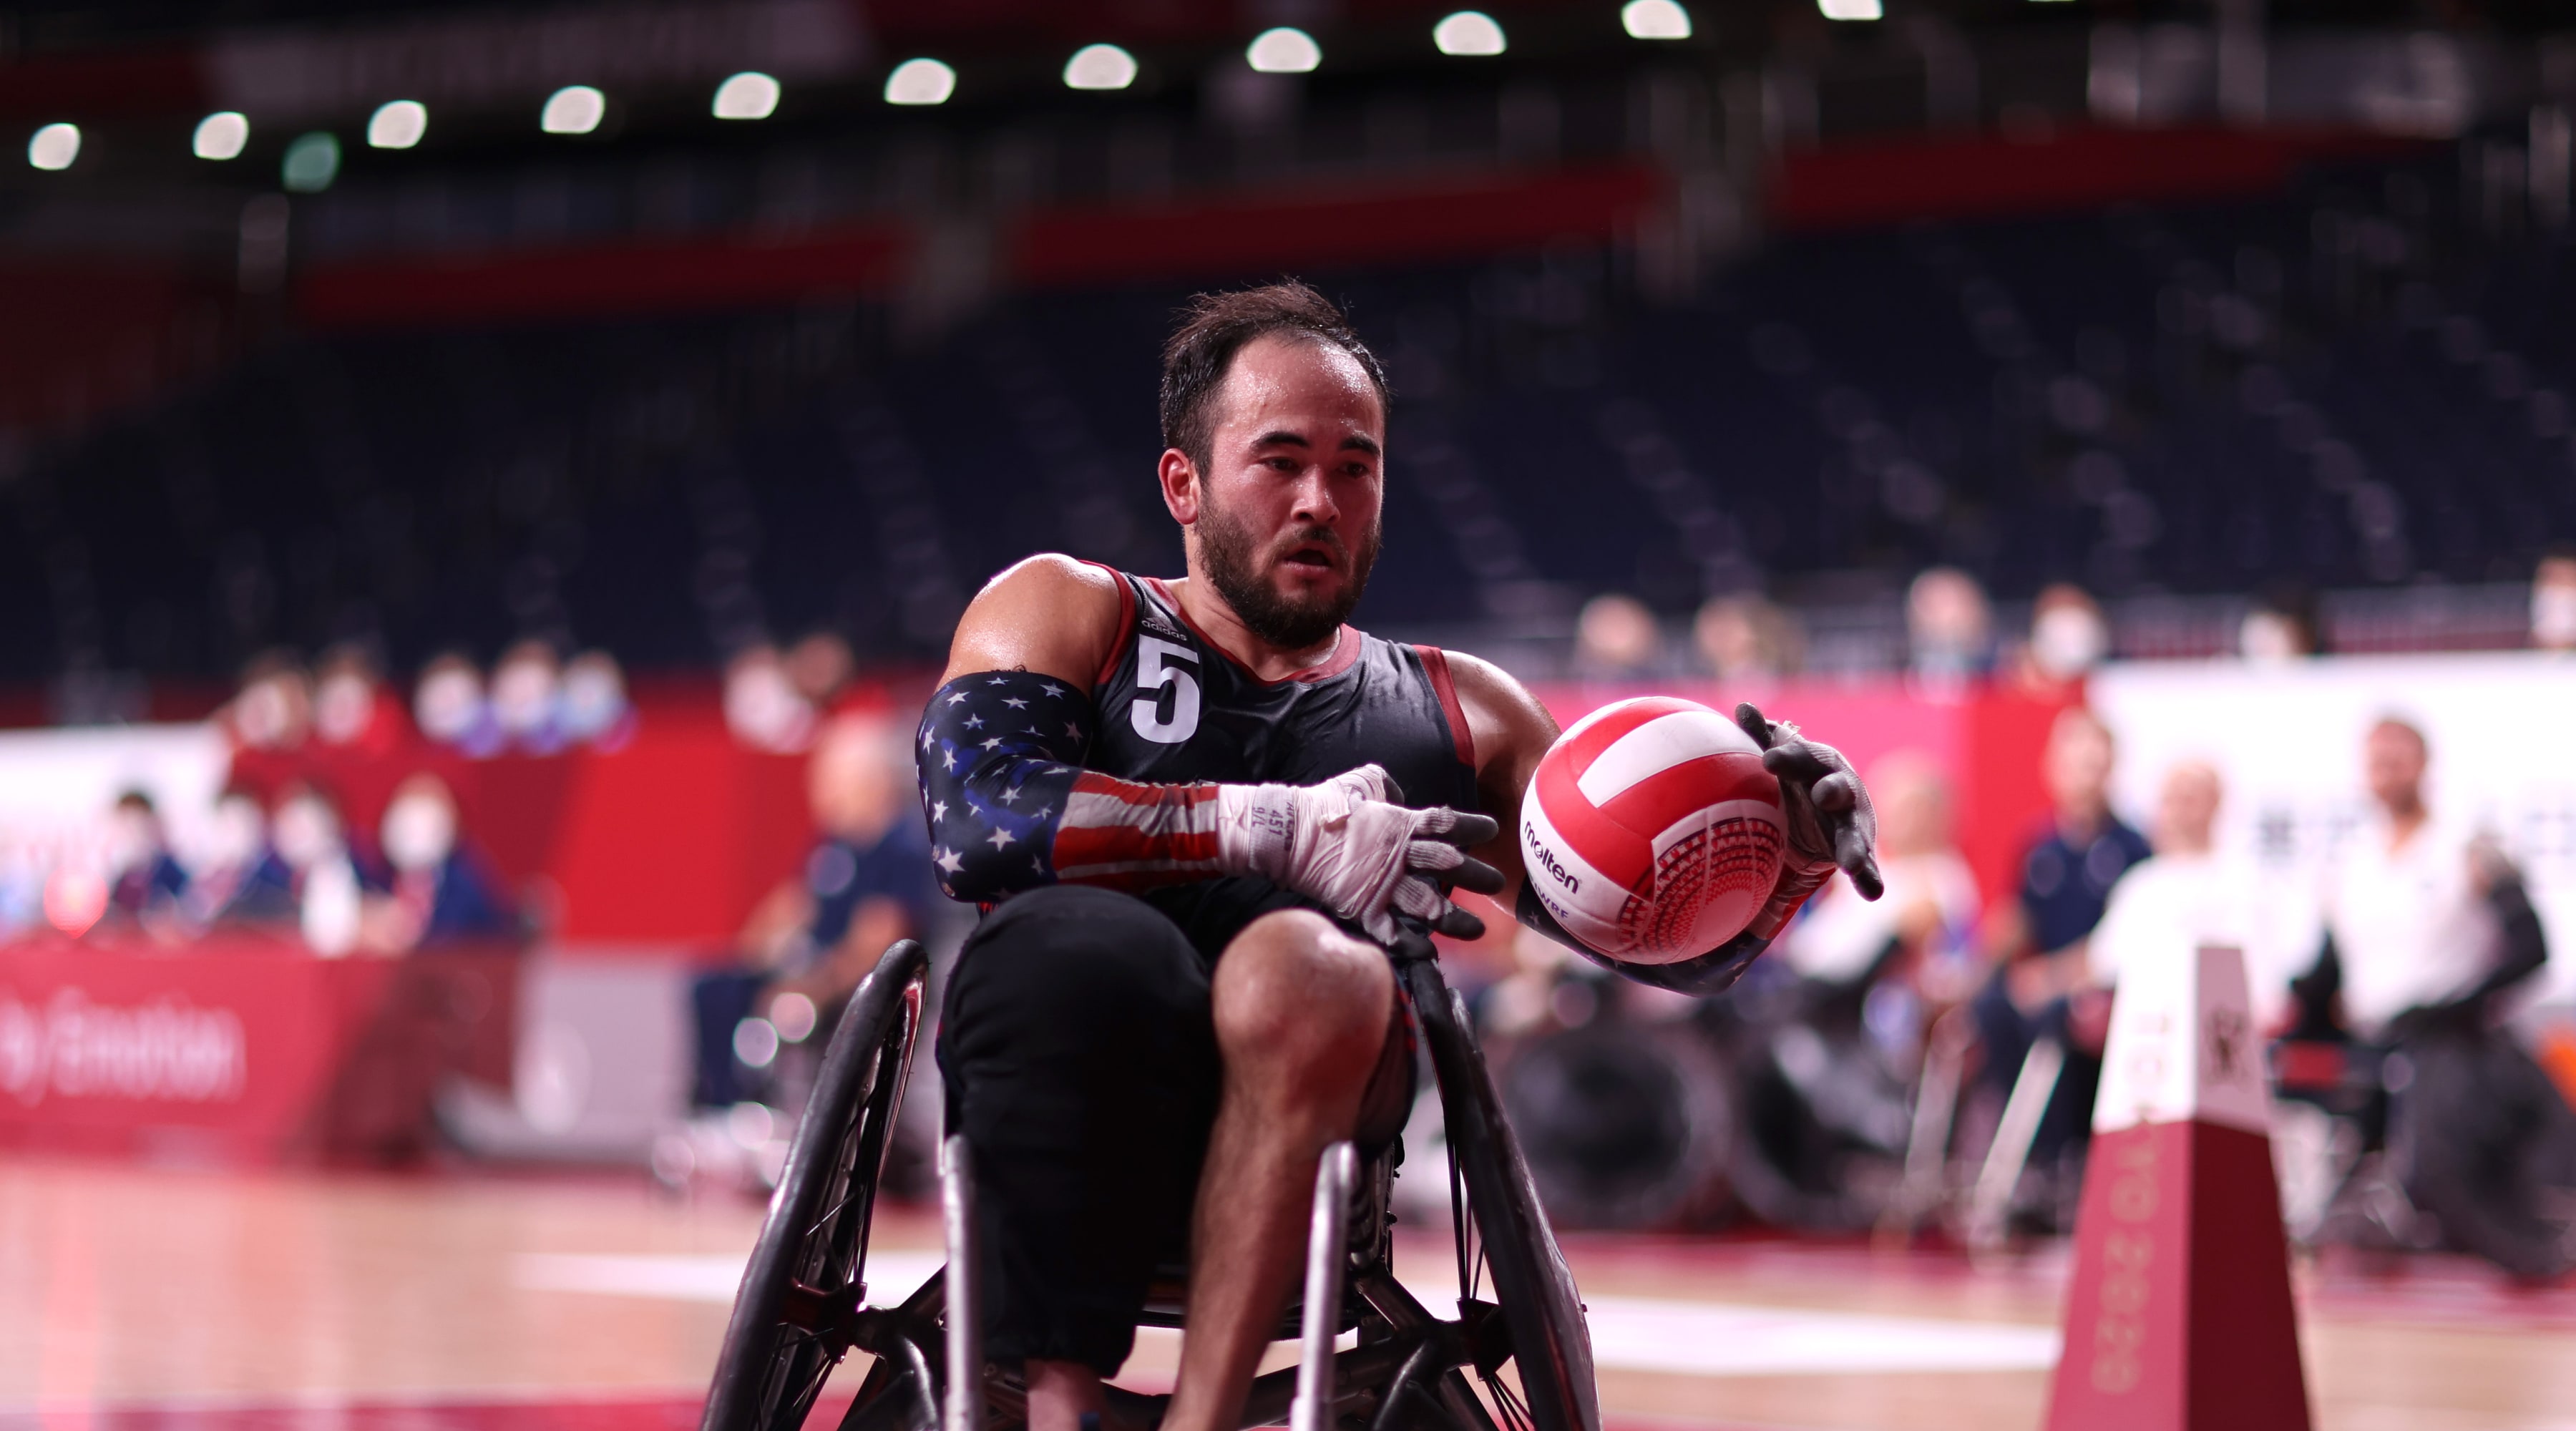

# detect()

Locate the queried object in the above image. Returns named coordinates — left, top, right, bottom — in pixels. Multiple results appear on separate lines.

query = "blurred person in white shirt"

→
left=2077, top=760, right=2277, bottom=1045
left=1785, top=751, right=1980, bottom=995
left=2290, top=716, right=2570, bottom=1278
left=2303, top=719, right=2538, bottom=1041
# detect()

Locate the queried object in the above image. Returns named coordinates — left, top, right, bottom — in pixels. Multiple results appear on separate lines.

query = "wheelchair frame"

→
left=700, top=937, right=1601, bottom=1431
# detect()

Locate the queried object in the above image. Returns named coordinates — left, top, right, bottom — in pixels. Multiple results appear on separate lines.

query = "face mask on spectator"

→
left=559, top=653, right=629, bottom=741
left=2031, top=605, right=2109, bottom=680
left=416, top=664, right=487, bottom=745
left=382, top=793, right=457, bottom=874
left=492, top=650, right=561, bottom=741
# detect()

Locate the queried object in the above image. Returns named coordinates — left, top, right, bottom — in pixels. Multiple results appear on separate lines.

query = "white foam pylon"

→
left=2092, top=943, right=2270, bottom=1138
left=2045, top=944, right=2311, bottom=1431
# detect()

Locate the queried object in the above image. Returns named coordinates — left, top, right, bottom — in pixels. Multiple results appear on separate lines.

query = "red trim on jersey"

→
left=1144, top=577, right=1363, bottom=685
left=1415, top=645, right=1476, bottom=770
left=1079, top=560, right=1138, bottom=693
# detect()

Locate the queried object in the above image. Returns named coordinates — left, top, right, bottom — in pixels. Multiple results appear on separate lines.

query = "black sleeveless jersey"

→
left=1083, top=566, right=1481, bottom=816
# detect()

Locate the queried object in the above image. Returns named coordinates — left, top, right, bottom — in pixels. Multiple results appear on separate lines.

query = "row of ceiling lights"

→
left=21, top=1, right=1761, bottom=176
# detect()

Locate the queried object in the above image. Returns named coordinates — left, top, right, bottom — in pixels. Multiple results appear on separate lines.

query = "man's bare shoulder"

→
left=942, top=555, right=1128, bottom=687
left=1438, top=649, right=1559, bottom=765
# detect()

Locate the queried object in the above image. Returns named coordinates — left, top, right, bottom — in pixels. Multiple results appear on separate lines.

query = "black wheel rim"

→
left=703, top=941, right=927, bottom=1431
left=1402, top=954, right=1601, bottom=1431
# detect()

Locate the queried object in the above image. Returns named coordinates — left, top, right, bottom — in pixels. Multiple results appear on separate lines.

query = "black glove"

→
left=1734, top=702, right=1883, bottom=902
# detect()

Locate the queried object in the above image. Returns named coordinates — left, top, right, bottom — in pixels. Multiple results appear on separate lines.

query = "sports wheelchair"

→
left=701, top=935, right=1601, bottom=1431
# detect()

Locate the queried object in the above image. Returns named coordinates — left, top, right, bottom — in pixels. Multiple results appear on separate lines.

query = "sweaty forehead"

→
left=1212, top=333, right=1383, bottom=439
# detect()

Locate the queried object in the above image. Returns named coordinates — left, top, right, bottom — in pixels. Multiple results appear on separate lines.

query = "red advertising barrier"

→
left=0, top=934, right=517, bottom=1165
left=205, top=675, right=2068, bottom=956
left=226, top=690, right=814, bottom=952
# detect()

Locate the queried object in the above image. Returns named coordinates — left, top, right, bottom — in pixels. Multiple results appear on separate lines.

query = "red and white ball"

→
left=1520, top=696, right=1787, bottom=964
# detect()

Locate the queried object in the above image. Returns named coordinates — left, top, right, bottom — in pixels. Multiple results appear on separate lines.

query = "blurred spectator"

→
left=2532, top=548, right=2576, bottom=652
left=1782, top=751, right=1980, bottom=995
left=723, top=642, right=818, bottom=753
left=2014, top=582, right=2109, bottom=691
left=102, top=790, right=189, bottom=929
left=2079, top=760, right=2278, bottom=1033
left=414, top=653, right=502, bottom=757
left=490, top=639, right=567, bottom=754
left=1693, top=592, right=1803, bottom=687
left=558, top=649, right=637, bottom=748
left=1906, top=567, right=1992, bottom=690
left=1574, top=592, right=1660, bottom=677
left=2293, top=718, right=2571, bottom=1277
left=224, top=650, right=312, bottom=751
left=2240, top=582, right=2322, bottom=662
left=311, top=643, right=406, bottom=755
left=1970, top=708, right=2152, bottom=1179
left=0, top=836, right=41, bottom=942
left=185, top=787, right=298, bottom=928
left=273, top=780, right=372, bottom=956
left=365, top=773, right=513, bottom=952
left=786, top=630, right=856, bottom=713
left=693, top=711, right=936, bottom=1110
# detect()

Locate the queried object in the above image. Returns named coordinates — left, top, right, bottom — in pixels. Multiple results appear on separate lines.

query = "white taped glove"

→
left=1214, top=763, right=1504, bottom=942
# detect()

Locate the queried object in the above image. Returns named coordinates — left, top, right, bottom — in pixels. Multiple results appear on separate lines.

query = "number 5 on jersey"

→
left=1131, top=635, right=1201, bottom=744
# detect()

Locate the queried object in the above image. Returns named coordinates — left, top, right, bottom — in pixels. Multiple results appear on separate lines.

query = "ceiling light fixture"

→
left=1246, top=27, right=1322, bottom=74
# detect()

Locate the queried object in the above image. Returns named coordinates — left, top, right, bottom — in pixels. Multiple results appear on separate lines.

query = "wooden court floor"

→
left=1, top=1158, right=2570, bottom=1431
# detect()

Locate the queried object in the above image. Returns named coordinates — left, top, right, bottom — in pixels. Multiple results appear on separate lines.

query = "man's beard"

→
left=1196, top=492, right=1380, bottom=651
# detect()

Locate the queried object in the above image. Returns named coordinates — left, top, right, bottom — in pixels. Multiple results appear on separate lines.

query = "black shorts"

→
left=935, top=877, right=1412, bottom=1376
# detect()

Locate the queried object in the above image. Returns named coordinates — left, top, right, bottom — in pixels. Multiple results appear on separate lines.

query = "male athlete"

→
left=916, top=283, right=1882, bottom=1431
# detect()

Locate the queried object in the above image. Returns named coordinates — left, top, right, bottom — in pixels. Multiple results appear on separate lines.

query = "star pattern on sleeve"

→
left=917, top=669, right=1101, bottom=905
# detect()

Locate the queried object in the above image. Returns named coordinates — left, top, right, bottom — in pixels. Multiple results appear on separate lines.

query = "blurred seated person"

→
left=693, top=710, right=935, bottom=1110
left=414, top=652, right=503, bottom=758
left=1572, top=592, right=1661, bottom=680
left=102, top=790, right=190, bottom=931
left=1969, top=707, right=2151, bottom=1168
left=1781, top=751, right=1980, bottom=1000
left=786, top=630, right=857, bottom=715
left=311, top=642, right=407, bottom=756
left=361, top=772, right=514, bottom=952
left=558, top=649, right=637, bottom=750
left=2291, top=718, right=2570, bottom=1278
left=272, top=779, right=383, bottom=956
left=490, top=638, right=570, bottom=756
left=2534, top=547, right=2576, bottom=652
left=2075, top=760, right=2279, bottom=1044
left=2008, top=583, right=2110, bottom=695
left=185, top=787, right=299, bottom=929
left=723, top=642, right=819, bottom=754
left=1906, top=566, right=1993, bottom=693
left=1693, top=592, right=1804, bottom=695
left=223, top=649, right=313, bottom=753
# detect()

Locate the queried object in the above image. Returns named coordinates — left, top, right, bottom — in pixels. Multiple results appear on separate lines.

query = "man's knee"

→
left=1211, top=909, right=1392, bottom=1076
left=949, top=884, right=1206, bottom=1035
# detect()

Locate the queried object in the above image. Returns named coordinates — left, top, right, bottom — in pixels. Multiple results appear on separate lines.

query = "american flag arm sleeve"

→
left=916, top=670, right=1237, bottom=903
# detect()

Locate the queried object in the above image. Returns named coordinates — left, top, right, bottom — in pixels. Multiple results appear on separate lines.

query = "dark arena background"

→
left=4, top=2, right=2576, bottom=1429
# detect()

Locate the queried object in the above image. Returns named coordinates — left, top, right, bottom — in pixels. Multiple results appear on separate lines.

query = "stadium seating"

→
left=6, top=150, right=2568, bottom=685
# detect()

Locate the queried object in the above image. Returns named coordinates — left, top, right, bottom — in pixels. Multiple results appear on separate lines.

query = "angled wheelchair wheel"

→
left=1401, top=953, right=1601, bottom=1431
left=703, top=940, right=930, bottom=1431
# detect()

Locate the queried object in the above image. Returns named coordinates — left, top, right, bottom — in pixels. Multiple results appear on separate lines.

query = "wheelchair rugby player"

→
left=914, top=282, right=1884, bottom=1431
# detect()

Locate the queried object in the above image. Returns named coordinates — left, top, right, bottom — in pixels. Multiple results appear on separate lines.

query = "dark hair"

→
left=1158, top=280, right=1390, bottom=477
